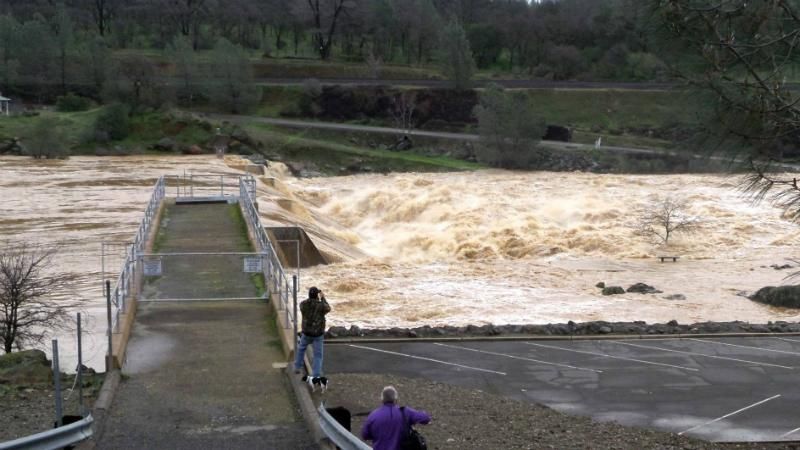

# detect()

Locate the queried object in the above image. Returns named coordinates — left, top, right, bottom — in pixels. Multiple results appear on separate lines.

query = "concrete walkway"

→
left=93, top=202, right=315, bottom=449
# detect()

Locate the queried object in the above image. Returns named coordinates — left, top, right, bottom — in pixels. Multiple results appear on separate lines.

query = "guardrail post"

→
left=77, top=313, right=84, bottom=416
left=52, top=340, right=62, bottom=427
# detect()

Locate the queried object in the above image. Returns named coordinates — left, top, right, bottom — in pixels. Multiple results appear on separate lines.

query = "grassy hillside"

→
left=248, top=85, right=696, bottom=151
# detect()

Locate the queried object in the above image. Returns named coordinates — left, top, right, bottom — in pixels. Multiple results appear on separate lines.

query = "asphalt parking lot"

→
left=325, top=336, right=800, bottom=442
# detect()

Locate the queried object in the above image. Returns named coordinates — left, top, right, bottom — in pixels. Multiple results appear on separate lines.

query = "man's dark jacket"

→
left=300, top=297, right=330, bottom=337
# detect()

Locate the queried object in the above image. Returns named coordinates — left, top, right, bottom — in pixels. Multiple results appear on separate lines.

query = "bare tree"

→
left=654, top=1, right=800, bottom=219
left=0, top=243, right=76, bottom=354
left=295, top=0, right=356, bottom=60
left=364, top=46, right=382, bottom=79
left=86, top=0, right=116, bottom=36
left=104, top=54, right=157, bottom=111
left=390, top=90, right=417, bottom=136
left=633, top=196, right=699, bottom=245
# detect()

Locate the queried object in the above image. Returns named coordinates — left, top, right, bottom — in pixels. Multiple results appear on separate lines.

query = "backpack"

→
left=399, top=406, right=427, bottom=450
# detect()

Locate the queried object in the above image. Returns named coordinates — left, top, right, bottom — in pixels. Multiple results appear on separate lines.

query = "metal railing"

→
left=0, top=415, right=93, bottom=450
left=170, top=173, right=241, bottom=199
left=239, top=176, right=297, bottom=334
left=318, top=405, right=371, bottom=450
left=109, top=176, right=165, bottom=332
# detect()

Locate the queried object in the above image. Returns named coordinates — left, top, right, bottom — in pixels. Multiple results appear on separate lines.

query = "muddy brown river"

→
left=2, top=155, right=799, bottom=369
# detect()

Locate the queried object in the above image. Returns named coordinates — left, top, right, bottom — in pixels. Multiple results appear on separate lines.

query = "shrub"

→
left=95, top=103, right=130, bottom=141
left=24, top=118, right=68, bottom=159
left=55, top=93, right=92, bottom=112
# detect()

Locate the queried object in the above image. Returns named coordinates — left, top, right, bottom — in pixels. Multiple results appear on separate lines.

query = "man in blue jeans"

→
left=293, top=286, right=331, bottom=388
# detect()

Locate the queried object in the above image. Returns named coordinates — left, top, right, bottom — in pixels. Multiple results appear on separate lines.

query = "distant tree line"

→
left=0, top=0, right=666, bottom=89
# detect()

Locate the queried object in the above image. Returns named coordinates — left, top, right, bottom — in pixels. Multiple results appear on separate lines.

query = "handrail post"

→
left=105, top=280, right=112, bottom=372
left=293, top=275, right=298, bottom=352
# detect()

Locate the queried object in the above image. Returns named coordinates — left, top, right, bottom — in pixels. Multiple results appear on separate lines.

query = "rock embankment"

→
left=326, top=320, right=800, bottom=339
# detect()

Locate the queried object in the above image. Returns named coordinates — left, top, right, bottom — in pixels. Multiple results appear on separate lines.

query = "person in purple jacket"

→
left=361, top=386, right=431, bottom=450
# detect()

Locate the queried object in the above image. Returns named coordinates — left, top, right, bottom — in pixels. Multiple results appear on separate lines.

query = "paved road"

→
left=93, top=202, right=315, bottom=449
left=325, top=336, right=800, bottom=442
left=209, top=113, right=800, bottom=171
left=254, top=78, right=678, bottom=90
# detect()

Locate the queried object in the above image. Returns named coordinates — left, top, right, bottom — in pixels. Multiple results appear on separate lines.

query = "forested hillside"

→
left=0, top=0, right=664, bottom=97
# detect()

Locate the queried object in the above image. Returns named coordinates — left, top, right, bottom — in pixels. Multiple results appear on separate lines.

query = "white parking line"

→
left=780, top=426, right=800, bottom=438
left=347, top=344, right=507, bottom=375
left=611, top=341, right=795, bottom=369
left=678, top=395, right=781, bottom=435
left=434, top=343, right=603, bottom=373
left=523, top=342, right=699, bottom=372
left=686, top=338, right=800, bottom=356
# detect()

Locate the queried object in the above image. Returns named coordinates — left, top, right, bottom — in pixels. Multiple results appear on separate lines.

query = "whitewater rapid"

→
left=2, top=155, right=799, bottom=368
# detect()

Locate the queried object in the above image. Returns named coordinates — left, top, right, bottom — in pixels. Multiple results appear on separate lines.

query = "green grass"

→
left=0, top=107, right=215, bottom=155
left=244, top=122, right=482, bottom=172
left=0, top=108, right=102, bottom=147
left=151, top=207, right=170, bottom=253
left=115, top=111, right=214, bottom=150
left=254, top=85, right=305, bottom=117
left=520, top=89, right=695, bottom=132
left=246, top=85, right=697, bottom=152
left=251, top=273, right=266, bottom=298
left=227, top=204, right=255, bottom=252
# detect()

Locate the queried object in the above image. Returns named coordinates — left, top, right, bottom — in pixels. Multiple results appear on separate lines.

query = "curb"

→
left=285, top=366, right=335, bottom=450
left=75, top=369, right=121, bottom=449
left=325, top=331, right=800, bottom=344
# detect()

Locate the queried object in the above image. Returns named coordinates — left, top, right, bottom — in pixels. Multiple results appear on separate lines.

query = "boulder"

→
left=595, top=282, right=605, bottom=289
left=751, top=286, right=800, bottom=308
left=602, top=286, right=625, bottom=295
left=0, top=350, right=52, bottom=385
left=663, top=294, right=686, bottom=301
left=626, top=283, right=662, bottom=294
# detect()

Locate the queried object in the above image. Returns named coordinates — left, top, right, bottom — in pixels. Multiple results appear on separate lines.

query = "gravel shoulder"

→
left=0, top=373, right=104, bottom=442
left=323, top=373, right=799, bottom=450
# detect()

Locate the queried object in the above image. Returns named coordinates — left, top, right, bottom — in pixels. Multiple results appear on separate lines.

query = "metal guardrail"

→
left=318, top=405, right=371, bottom=450
left=109, top=176, right=165, bottom=332
left=239, top=176, right=297, bottom=333
left=0, top=415, right=93, bottom=450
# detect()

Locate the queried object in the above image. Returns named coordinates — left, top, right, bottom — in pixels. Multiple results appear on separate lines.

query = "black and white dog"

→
left=302, top=375, right=329, bottom=392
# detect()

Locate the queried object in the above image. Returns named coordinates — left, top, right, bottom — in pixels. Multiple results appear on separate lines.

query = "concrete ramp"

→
left=94, top=201, right=315, bottom=449
left=266, top=227, right=327, bottom=268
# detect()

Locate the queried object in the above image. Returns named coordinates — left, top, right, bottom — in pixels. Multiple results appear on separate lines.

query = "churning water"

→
left=2, top=155, right=799, bottom=368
